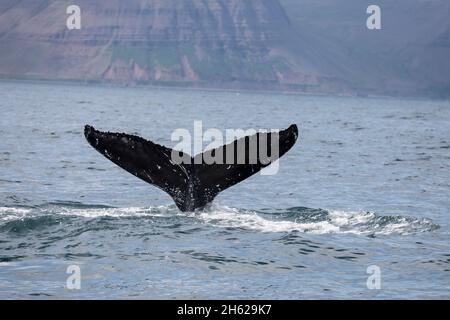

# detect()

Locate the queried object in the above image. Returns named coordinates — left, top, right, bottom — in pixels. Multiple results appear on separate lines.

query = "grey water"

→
left=0, top=80, right=449, bottom=299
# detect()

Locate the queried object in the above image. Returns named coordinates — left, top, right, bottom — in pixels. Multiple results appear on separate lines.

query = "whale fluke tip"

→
left=84, top=125, right=93, bottom=137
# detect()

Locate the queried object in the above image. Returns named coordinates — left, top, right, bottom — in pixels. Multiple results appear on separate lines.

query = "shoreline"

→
left=0, top=76, right=446, bottom=102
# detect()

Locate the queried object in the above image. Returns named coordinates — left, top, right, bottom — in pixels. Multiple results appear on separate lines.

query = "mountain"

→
left=280, top=0, right=450, bottom=98
left=0, top=0, right=449, bottom=97
left=0, top=0, right=334, bottom=93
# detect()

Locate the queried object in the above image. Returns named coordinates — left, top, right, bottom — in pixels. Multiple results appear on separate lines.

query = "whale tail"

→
left=84, top=124, right=298, bottom=211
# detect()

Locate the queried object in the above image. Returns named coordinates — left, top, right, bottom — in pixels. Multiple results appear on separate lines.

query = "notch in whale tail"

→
left=84, top=124, right=298, bottom=212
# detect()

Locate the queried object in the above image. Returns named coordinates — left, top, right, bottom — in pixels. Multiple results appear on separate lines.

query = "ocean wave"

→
left=0, top=203, right=439, bottom=236
left=194, top=205, right=439, bottom=235
left=0, top=207, right=32, bottom=214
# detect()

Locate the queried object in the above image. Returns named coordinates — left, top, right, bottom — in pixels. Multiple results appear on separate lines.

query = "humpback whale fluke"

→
left=84, top=124, right=298, bottom=212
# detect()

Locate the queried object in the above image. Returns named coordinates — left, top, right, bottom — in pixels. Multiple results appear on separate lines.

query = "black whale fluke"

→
left=84, top=124, right=298, bottom=212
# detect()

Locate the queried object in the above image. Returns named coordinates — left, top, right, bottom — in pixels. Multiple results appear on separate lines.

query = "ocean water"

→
left=0, top=80, right=449, bottom=299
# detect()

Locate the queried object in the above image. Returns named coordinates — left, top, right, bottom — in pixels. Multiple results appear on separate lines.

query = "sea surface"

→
left=0, top=80, right=449, bottom=299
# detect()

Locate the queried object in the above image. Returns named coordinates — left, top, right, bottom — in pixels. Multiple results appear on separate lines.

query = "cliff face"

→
left=0, top=0, right=331, bottom=91
left=1, top=0, right=448, bottom=97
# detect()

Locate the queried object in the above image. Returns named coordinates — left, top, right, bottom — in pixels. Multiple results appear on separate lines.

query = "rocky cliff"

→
left=0, top=0, right=337, bottom=92
left=0, top=0, right=449, bottom=97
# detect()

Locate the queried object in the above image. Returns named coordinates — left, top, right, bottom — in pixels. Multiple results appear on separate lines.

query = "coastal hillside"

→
left=0, top=0, right=449, bottom=97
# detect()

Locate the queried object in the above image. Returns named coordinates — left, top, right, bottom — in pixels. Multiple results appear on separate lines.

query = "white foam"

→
left=0, top=207, right=32, bottom=214
left=376, top=218, right=414, bottom=235
left=193, top=206, right=434, bottom=235
left=194, top=206, right=340, bottom=234
left=328, top=210, right=375, bottom=226
left=0, top=207, right=33, bottom=222
left=0, top=205, right=173, bottom=222
left=0, top=205, right=435, bottom=236
left=56, top=206, right=174, bottom=218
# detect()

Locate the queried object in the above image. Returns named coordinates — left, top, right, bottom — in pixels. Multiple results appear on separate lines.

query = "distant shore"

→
left=1, top=76, right=444, bottom=101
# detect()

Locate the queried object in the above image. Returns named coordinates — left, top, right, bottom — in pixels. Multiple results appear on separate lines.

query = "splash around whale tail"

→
left=84, top=124, right=298, bottom=212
